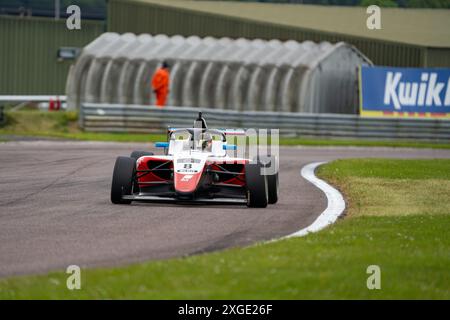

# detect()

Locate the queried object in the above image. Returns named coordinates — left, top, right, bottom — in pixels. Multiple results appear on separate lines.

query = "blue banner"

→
left=360, top=66, right=450, bottom=118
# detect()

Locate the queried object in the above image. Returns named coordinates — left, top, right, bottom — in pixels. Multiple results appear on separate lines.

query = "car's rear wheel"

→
left=264, top=156, right=279, bottom=204
left=111, top=156, right=135, bottom=204
left=245, top=163, right=268, bottom=208
left=130, top=151, right=154, bottom=160
left=267, top=171, right=278, bottom=204
left=253, top=156, right=279, bottom=204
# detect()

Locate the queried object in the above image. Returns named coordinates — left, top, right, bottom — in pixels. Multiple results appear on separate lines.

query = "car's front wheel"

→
left=130, top=151, right=154, bottom=160
left=111, top=156, right=135, bottom=204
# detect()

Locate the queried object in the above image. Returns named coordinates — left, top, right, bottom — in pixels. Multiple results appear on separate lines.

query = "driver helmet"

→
left=199, top=132, right=213, bottom=151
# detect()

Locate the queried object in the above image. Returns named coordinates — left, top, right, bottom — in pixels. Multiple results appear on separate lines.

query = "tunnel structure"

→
left=66, top=32, right=372, bottom=113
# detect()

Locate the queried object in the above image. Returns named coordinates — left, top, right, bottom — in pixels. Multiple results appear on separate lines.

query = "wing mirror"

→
left=223, top=144, right=237, bottom=150
left=155, top=142, right=169, bottom=148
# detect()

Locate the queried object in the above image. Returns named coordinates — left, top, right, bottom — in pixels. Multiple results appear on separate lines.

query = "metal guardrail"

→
left=0, top=95, right=67, bottom=102
left=81, top=103, right=450, bottom=142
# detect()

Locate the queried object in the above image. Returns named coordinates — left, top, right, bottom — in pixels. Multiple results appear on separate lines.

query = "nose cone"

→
left=174, top=172, right=202, bottom=194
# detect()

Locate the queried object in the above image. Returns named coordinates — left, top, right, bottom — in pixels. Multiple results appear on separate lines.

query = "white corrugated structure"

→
left=66, top=32, right=372, bottom=113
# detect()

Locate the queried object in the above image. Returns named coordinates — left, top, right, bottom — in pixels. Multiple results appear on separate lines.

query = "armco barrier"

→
left=80, top=103, right=450, bottom=142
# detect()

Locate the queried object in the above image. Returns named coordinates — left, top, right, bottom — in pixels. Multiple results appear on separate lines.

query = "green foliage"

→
left=360, top=0, right=398, bottom=7
left=403, top=0, right=450, bottom=8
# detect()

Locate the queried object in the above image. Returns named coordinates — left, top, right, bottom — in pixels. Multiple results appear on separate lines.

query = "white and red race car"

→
left=110, top=113, right=278, bottom=207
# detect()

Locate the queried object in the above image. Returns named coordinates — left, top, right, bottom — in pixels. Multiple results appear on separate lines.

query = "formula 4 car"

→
left=110, top=113, right=278, bottom=208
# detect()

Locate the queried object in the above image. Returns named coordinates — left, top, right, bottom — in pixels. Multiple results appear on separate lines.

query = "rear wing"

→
left=166, top=127, right=246, bottom=141
left=167, top=127, right=246, bottom=135
left=218, top=129, right=246, bottom=136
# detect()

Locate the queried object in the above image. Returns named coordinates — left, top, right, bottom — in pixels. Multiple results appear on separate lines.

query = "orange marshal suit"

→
left=151, top=67, right=170, bottom=107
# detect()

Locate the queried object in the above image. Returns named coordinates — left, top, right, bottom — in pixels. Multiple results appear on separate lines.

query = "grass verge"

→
left=0, top=159, right=449, bottom=299
left=0, top=110, right=449, bottom=149
left=0, top=110, right=166, bottom=142
left=317, top=159, right=450, bottom=217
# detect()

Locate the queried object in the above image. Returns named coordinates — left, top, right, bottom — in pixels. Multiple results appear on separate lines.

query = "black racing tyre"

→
left=245, top=163, right=268, bottom=208
left=111, top=156, right=135, bottom=204
left=267, top=171, right=279, bottom=204
left=130, top=151, right=154, bottom=160
left=253, top=155, right=278, bottom=204
left=264, top=156, right=278, bottom=204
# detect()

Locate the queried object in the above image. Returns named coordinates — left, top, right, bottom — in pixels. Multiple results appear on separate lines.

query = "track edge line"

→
left=283, top=161, right=345, bottom=239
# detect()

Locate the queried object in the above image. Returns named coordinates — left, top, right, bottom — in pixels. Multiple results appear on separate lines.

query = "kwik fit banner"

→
left=359, top=66, right=450, bottom=118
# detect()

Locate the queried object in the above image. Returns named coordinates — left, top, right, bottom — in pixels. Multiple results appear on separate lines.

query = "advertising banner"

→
left=359, top=66, right=450, bottom=118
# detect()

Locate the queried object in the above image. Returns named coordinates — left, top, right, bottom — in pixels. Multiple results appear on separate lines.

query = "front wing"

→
left=122, top=194, right=247, bottom=205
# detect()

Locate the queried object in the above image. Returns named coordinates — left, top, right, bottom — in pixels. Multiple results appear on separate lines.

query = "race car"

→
left=110, top=113, right=278, bottom=208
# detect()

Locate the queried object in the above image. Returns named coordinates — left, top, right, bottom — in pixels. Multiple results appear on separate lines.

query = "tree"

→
left=360, top=0, right=398, bottom=6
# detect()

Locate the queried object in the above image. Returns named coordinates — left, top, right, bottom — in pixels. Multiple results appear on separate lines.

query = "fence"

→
left=80, top=104, right=450, bottom=142
left=0, top=15, right=104, bottom=95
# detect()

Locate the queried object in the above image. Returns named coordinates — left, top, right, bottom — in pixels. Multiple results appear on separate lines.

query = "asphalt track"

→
left=1, top=140, right=449, bottom=277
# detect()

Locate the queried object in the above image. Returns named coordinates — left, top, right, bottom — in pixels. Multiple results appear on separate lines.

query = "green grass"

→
left=1, top=159, right=449, bottom=299
left=317, top=159, right=450, bottom=217
left=0, top=110, right=166, bottom=142
left=1, top=214, right=449, bottom=299
left=1, top=110, right=449, bottom=149
left=278, top=137, right=450, bottom=149
left=318, top=158, right=450, bottom=180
